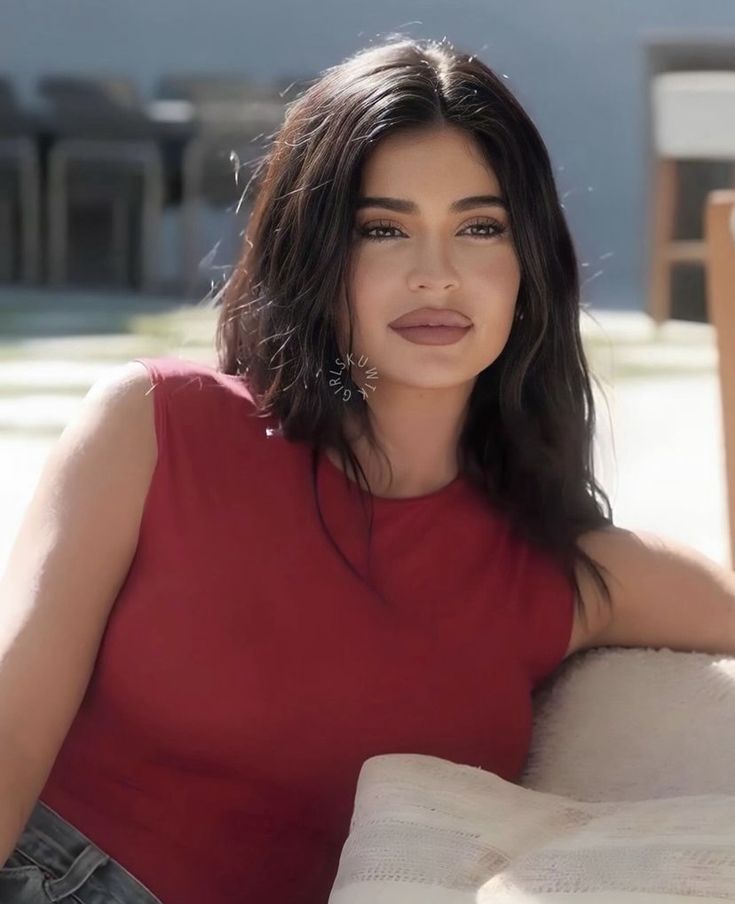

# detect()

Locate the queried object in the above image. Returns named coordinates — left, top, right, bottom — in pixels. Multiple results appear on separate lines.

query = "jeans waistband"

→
left=15, top=800, right=163, bottom=904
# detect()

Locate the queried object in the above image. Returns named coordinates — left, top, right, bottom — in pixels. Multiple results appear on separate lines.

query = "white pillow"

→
left=328, top=753, right=735, bottom=903
left=522, top=648, right=735, bottom=801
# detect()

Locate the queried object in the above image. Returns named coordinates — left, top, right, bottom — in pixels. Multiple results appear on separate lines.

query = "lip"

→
left=388, top=307, right=471, bottom=329
left=390, top=324, right=472, bottom=346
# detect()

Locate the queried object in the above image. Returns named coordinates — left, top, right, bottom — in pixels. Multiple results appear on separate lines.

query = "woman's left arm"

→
left=577, top=526, right=735, bottom=654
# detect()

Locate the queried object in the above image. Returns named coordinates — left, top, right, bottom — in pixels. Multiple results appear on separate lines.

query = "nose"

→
left=406, top=238, right=460, bottom=291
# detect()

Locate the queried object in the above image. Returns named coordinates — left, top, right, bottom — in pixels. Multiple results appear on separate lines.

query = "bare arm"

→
left=0, top=361, right=157, bottom=863
left=575, top=526, right=735, bottom=653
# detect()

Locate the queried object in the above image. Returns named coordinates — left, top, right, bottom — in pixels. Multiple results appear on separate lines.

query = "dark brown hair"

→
left=214, top=36, right=615, bottom=630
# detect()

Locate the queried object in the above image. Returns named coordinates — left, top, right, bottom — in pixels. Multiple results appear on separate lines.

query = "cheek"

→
left=345, top=263, right=393, bottom=329
left=353, top=236, right=411, bottom=276
left=472, top=254, right=521, bottom=338
left=336, top=276, right=380, bottom=353
left=476, top=247, right=521, bottom=293
left=351, top=253, right=396, bottom=300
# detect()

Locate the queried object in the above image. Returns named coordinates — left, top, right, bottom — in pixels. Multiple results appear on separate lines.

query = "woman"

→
left=2, top=36, right=734, bottom=904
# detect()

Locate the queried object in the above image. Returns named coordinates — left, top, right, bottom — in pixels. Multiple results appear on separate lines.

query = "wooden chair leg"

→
left=649, top=158, right=678, bottom=326
left=704, top=189, right=735, bottom=569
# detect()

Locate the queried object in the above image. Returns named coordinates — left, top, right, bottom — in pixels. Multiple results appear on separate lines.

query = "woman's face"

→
left=338, top=124, right=522, bottom=395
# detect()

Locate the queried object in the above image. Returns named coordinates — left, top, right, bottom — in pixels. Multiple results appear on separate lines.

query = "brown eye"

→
left=462, top=219, right=507, bottom=238
left=357, top=221, right=405, bottom=241
left=354, top=218, right=508, bottom=242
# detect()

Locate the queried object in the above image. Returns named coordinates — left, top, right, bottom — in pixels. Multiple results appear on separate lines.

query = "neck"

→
left=328, top=380, right=473, bottom=498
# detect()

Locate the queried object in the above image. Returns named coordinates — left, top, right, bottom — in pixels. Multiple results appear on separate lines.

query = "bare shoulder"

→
left=64, top=360, right=157, bottom=454
left=0, top=360, right=160, bottom=797
left=83, top=360, right=156, bottom=410
left=1, top=359, right=160, bottom=601
left=563, top=524, right=630, bottom=658
left=3, top=358, right=160, bottom=576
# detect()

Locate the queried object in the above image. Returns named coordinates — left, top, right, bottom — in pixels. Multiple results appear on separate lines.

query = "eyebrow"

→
left=355, top=194, right=508, bottom=213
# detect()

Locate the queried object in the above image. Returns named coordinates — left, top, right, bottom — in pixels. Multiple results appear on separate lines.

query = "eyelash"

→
left=356, top=218, right=508, bottom=242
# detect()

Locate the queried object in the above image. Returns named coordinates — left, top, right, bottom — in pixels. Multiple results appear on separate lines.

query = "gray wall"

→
left=2, top=0, right=734, bottom=309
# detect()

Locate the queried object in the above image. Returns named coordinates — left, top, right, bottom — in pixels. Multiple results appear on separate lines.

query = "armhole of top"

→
left=132, top=358, right=167, bottom=457
left=545, top=577, right=575, bottom=687
left=555, top=577, right=576, bottom=676
left=131, top=357, right=168, bottom=536
left=526, top=552, right=577, bottom=691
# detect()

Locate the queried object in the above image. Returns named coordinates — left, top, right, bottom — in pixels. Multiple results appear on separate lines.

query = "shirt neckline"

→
left=317, top=446, right=468, bottom=508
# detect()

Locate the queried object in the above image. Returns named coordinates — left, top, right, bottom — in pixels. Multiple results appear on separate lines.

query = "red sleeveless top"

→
left=39, top=356, right=575, bottom=903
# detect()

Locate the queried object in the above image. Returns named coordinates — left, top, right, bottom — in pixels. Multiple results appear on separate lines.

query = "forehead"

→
left=359, top=124, right=501, bottom=195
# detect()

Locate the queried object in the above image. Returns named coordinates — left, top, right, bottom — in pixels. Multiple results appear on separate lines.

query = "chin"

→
left=375, top=369, right=476, bottom=393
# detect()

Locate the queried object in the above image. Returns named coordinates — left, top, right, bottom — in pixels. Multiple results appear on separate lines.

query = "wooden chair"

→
left=649, top=71, right=735, bottom=325
left=704, top=189, right=735, bottom=568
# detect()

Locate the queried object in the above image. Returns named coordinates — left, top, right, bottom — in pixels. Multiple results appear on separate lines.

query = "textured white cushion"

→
left=521, top=647, right=735, bottom=801
left=328, top=752, right=735, bottom=903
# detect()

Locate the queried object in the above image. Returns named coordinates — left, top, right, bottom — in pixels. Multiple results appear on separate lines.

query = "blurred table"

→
left=20, top=101, right=199, bottom=204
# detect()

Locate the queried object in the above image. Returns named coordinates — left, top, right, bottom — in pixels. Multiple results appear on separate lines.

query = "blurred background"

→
left=1, top=0, right=735, bottom=572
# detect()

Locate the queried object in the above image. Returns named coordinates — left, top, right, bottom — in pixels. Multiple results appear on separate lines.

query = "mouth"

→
left=389, top=323, right=473, bottom=346
left=388, top=308, right=472, bottom=329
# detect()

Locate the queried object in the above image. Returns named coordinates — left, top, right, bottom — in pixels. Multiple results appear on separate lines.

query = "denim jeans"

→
left=0, top=800, right=163, bottom=903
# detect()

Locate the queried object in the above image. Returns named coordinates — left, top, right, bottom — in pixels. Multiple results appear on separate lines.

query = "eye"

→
left=356, top=220, right=404, bottom=242
left=355, top=217, right=508, bottom=242
left=461, top=218, right=508, bottom=238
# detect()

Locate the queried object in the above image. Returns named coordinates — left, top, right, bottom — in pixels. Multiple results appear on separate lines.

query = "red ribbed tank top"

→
left=39, top=355, right=575, bottom=903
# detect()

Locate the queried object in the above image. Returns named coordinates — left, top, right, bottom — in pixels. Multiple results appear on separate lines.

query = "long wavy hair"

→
left=214, top=36, right=615, bottom=629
